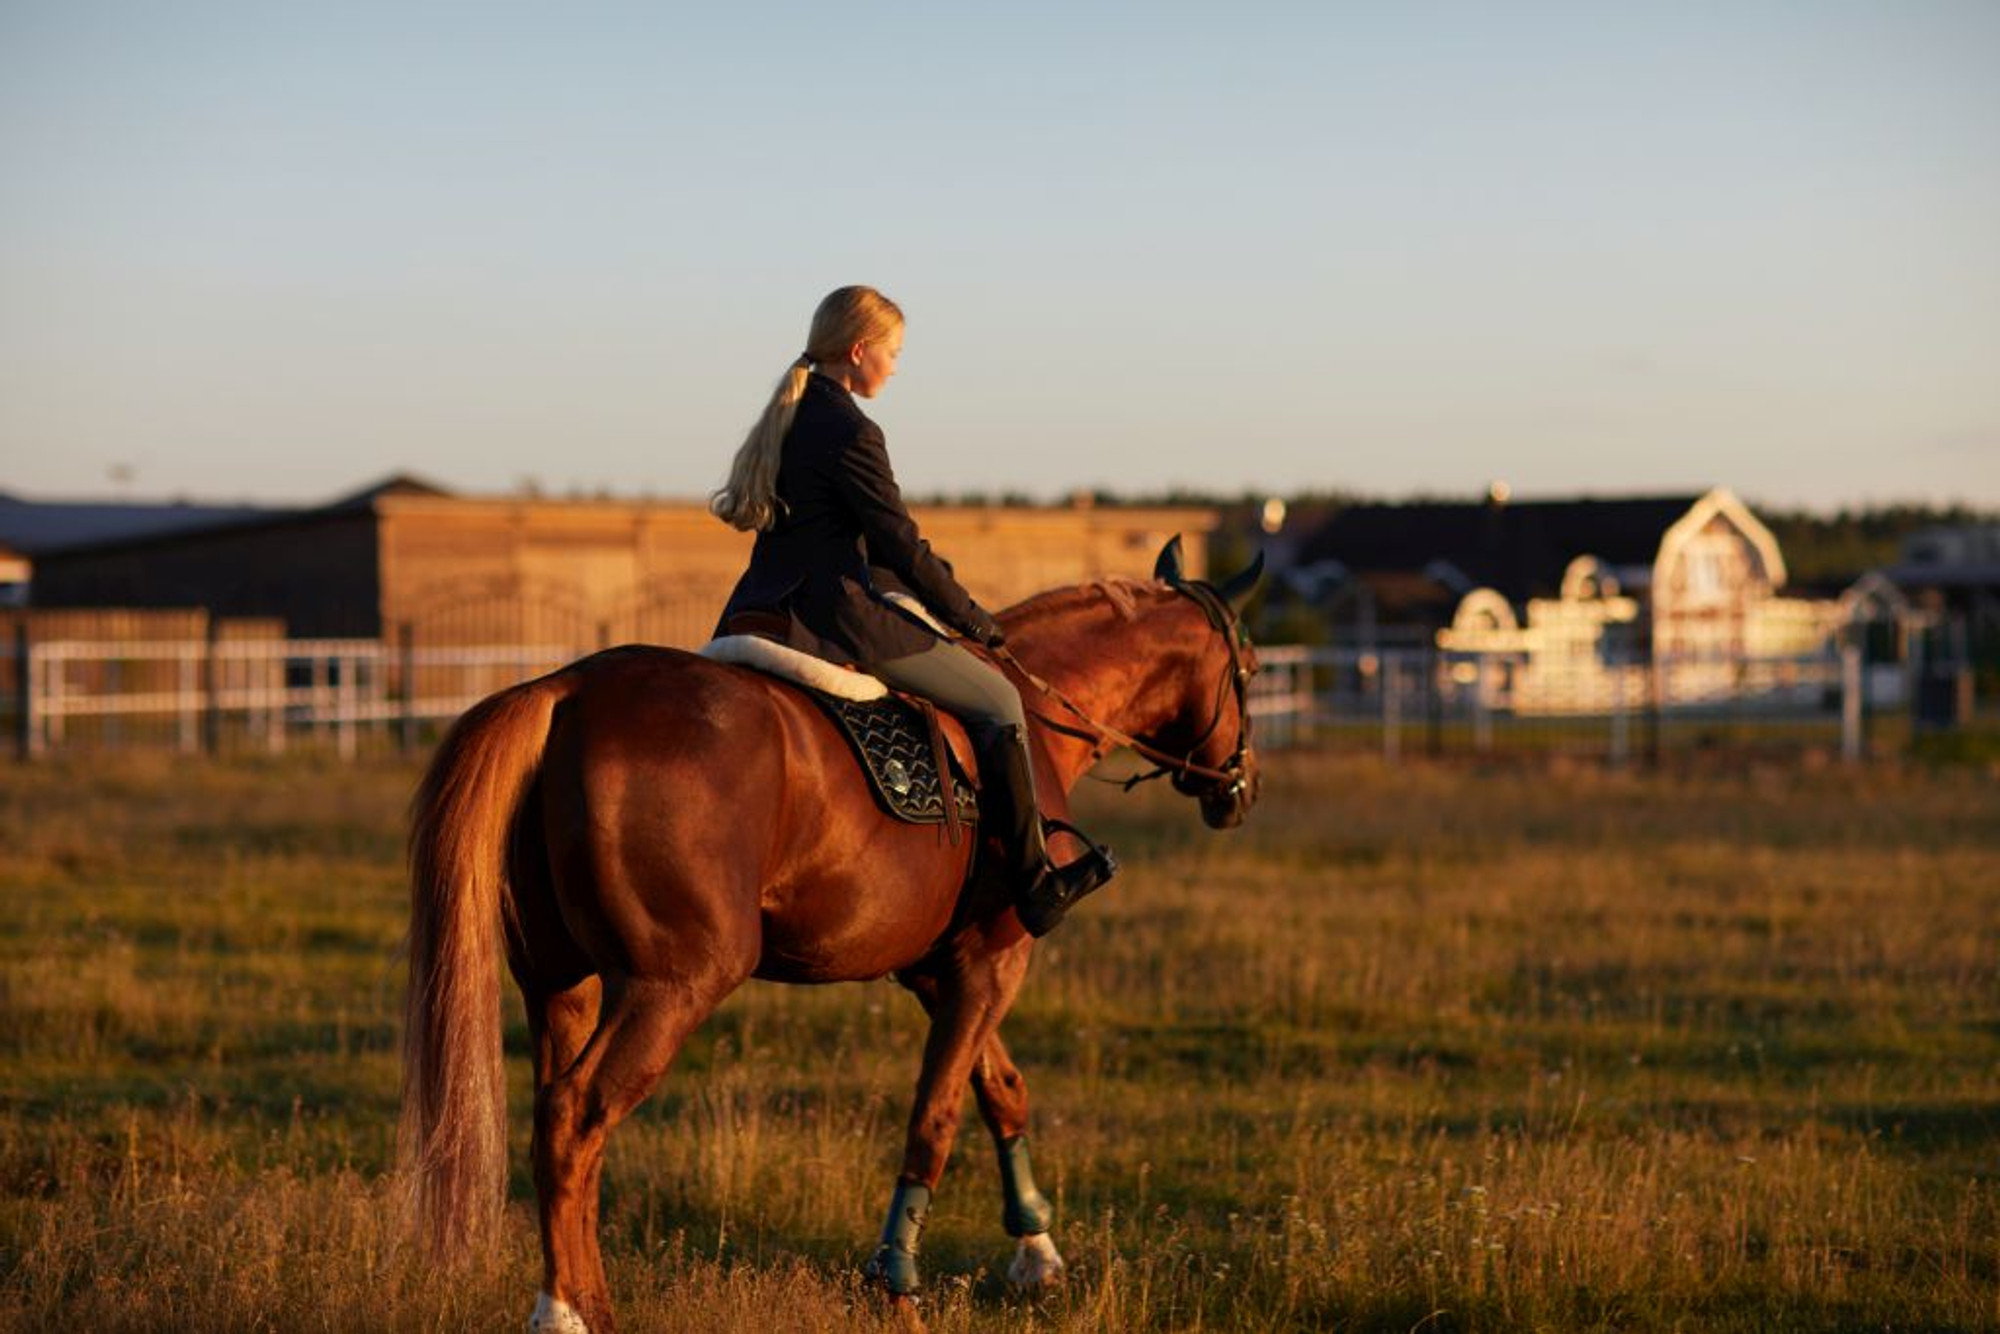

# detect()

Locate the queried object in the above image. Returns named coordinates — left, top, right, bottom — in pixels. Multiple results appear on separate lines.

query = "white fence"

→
left=1248, top=643, right=1897, bottom=764
left=8, top=636, right=577, bottom=759
left=3, top=634, right=1932, bottom=764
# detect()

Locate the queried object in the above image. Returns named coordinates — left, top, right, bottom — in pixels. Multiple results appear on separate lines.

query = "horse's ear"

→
left=1216, top=549, right=1265, bottom=612
left=1154, top=534, right=1186, bottom=585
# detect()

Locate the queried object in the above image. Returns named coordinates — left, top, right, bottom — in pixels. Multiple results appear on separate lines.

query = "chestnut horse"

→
left=399, top=539, right=1262, bottom=1332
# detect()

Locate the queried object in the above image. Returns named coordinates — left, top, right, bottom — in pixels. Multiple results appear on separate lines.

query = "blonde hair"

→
left=710, top=285, right=906, bottom=532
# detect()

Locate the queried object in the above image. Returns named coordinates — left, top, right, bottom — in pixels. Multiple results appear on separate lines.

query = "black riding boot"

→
left=975, top=723, right=1118, bottom=937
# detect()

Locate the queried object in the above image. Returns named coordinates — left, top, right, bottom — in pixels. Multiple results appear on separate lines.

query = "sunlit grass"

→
left=1, top=751, right=1995, bottom=1330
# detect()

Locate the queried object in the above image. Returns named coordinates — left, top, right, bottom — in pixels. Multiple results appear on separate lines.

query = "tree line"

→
left=908, top=488, right=1994, bottom=590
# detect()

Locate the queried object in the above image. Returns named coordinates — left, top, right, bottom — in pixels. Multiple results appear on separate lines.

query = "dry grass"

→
left=0, top=749, right=1995, bottom=1331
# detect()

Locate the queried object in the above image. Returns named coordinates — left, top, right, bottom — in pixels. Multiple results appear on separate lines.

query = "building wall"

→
left=0, top=546, right=26, bottom=607
left=376, top=496, right=1213, bottom=650
left=27, top=493, right=1214, bottom=651
left=32, top=513, right=382, bottom=636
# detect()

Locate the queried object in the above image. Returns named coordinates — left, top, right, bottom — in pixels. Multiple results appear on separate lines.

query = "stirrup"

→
left=1015, top=819, right=1119, bottom=938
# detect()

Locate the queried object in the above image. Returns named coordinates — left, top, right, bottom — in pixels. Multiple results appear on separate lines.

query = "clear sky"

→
left=2, top=1, right=1996, bottom=513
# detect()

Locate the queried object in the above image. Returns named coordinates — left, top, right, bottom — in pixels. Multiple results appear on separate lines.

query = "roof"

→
left=12, top=472, right=1213, bottom=568
left=1294, top=495, right=1704, bottom=605
left=0, top=492, right=279, bottom=555
left=2, top=473, right=458, bottom=561
left=1334, top=568, right=1464, bottom=621
left=321, top=472, right=455, bottom=512
left=1881, top=562, right=2000, bottom=591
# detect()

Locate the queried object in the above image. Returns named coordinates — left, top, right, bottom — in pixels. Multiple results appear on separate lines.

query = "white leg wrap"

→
left=530, top=1291, right=590, bottom=1334
left=1007, top=1232, right=1066, bottom=1289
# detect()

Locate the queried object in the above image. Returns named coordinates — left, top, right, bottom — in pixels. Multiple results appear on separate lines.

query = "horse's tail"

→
left=398, top=675, right=564, bottom=1260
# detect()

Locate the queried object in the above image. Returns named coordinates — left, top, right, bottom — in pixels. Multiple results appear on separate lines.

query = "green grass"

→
left=1, top=750, right=1996, bottom=1331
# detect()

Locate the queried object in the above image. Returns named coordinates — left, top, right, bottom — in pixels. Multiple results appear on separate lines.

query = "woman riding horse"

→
left=404, top=539, right=1264, bottom=1332
left=710, top=284, right=1117, bottom=935
left=398, top=289, right=1263, bottom=1333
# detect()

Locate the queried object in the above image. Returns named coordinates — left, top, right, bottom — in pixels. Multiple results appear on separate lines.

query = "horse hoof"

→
left=864, top=1241, right=923, bottom=1301
left=529, top=1291, right=590, bottom=1334
left=1007, top=1232, right=1066, bottom=1289
left=866, top=1289, right=925, bottom=1331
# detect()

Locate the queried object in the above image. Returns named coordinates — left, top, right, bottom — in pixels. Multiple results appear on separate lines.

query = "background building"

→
left=25, top=475, right=1219, bottom=651
left=0, top=542, right=26, bottom=608
left=1281, top=488, right=1840, bottom=711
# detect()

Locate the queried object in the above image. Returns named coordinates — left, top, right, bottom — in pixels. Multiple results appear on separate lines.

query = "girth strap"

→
left=911, top=698, right=964, bottom=848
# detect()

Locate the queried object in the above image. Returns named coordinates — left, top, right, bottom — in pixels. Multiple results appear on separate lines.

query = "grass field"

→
left=1, top=749, right=1996, bottom=1331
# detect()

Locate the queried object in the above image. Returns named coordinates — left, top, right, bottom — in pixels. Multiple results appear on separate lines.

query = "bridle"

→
left=995, top=579, right=1257, bottom=803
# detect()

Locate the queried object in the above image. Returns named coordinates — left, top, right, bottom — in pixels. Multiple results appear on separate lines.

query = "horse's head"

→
left=1152, top=536, right=1264, bottom=830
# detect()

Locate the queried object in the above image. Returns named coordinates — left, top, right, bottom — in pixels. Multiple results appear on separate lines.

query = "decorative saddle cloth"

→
left=698, top=632, right=979, bottom=830
left=807, top=694, right=980, bottom=829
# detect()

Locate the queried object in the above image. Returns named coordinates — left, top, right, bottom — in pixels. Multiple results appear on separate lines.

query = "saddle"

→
left=699, top=629, right=980, bottom=840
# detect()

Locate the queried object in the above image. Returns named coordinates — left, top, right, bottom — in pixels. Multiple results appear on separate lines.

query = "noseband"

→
left=997, top=580, right=1256, bottom=802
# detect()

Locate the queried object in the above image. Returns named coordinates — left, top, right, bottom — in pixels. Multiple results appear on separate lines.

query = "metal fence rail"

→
left=8, top=633, right=577, bottom=759
left=3, top=631, right=1964, bottom=764
left=1248, top=643, right=1903, bottom=764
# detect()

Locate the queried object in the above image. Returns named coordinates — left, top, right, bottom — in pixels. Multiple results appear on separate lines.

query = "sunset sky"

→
left=3, top=2, right=1996, bottom=512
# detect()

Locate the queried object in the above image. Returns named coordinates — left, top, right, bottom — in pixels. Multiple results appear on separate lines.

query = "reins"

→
left=992, top=578, right=1255, bottom=795
left=995, top=645, right=1238, bottom=787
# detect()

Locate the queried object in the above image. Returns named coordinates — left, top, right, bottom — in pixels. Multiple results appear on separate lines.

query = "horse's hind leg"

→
left=519, top=978, right=599, bottom=1334
left=523, top=976, right=602, bottom=1089
left=532, top=968, right=744, bottom=1334
left=518, top=975, right=601, bottom=1334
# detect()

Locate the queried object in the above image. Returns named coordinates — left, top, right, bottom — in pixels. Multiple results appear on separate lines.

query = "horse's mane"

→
left=1004, top=576, right=1155, bottom=624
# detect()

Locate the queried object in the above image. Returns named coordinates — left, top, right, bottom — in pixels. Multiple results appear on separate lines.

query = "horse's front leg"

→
left=970, top=1032, right=1065, bottom=1289
left=869, top=939, right=1032, bottom=1300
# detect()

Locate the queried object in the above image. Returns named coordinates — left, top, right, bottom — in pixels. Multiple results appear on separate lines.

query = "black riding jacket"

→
left=713, top=374, right=987, bottom=665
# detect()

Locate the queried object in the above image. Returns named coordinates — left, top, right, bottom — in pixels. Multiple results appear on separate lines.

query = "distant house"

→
left=1284, top=492, right=1684, bottom=642
left=1286, top=488, right=1839, bottom=711
left=1881, top=524, right=2000, bottom=659
left=27, top=475, right=1218, bottom=650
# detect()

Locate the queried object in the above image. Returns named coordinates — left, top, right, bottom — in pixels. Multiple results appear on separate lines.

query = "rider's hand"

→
left=963, top=606, right=1006, bottom=649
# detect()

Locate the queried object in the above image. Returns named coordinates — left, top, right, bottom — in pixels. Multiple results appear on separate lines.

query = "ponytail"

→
left=710, top=356, right=812, bottom=532
left=710, top=287, right=904, bottom=533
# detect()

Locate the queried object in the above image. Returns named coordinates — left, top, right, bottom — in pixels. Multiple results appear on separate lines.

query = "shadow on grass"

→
left=1821, top=1100, right=1999, bottom=1152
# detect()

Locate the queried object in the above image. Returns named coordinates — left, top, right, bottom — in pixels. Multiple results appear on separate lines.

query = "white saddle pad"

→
left=698, top=591, right=955, bottom=703
left=698, top=635, right=888, bottom=701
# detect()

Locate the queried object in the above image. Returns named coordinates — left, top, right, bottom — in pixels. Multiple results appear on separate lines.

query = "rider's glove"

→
left=962, top=606, right=1006, bottom=649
